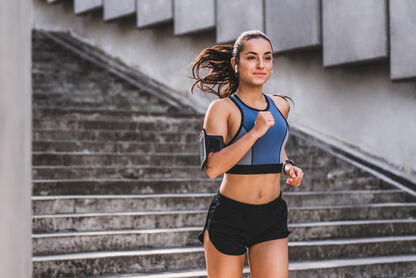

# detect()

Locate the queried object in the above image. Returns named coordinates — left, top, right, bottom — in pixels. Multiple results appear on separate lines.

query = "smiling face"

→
left=232, top=37, right=274, bottom=87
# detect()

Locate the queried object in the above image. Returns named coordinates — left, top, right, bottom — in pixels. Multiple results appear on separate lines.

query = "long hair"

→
left=188, top=30, right=294, bottom=108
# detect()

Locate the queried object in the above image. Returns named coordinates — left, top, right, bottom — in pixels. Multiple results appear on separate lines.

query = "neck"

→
left=235, top=83, right=264, bottom=103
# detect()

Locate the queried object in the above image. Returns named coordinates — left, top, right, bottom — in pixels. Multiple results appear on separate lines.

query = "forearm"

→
left=283, top=149, right=289, bottom=162
left=205, top=130, right=259, bottom=178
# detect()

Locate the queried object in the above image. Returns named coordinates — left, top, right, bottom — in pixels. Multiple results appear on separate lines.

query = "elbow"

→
left=206, top=166, right=219, bottom=179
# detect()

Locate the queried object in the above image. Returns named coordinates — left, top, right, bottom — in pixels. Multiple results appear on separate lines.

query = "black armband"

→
left=199, top=128, right=225, bottom=170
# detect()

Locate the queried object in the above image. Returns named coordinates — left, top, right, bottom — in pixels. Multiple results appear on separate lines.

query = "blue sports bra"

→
left=225, top=92, right=290, bottom=174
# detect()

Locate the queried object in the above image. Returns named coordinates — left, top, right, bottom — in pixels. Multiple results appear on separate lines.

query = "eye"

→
left=248, top=56, right=255, bottom=59
left=266, top=57, right=272, bottom=60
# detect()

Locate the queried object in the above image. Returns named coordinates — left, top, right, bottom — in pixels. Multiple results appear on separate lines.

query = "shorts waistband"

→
left=215, top=189, right=283, bottom=209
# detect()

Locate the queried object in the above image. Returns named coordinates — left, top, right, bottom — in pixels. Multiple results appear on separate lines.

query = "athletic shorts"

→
left=197, top=189, right=290, bottom=255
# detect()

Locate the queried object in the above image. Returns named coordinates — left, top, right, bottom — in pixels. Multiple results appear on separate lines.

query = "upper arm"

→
left=203, top=98, right=229, bottom=143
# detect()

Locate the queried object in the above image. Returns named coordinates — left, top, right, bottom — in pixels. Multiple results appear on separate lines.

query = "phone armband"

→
left=199, top=128, right=225, bottom=170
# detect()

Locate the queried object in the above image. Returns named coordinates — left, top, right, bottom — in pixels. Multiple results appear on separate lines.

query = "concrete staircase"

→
left=31, top=30, right=416, bottom=277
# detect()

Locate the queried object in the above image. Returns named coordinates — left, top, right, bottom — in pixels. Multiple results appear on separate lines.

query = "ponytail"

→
left=188, top=44, right=238, bottom=98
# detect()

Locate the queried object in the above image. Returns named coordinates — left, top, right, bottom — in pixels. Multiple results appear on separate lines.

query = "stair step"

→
left=32, top=176, right=392, bottom=196
left=32, top=114, right=203, bottom=132
left=32, top=152, right=199, bottom=166
left=31, top=245, right=416, bottom=277
left=31, top=164, right=369, bottom=181
left=32, top=215, right=416, bottom=258
left=33, top=140, right=199, bottom=153
left=32, top=205, right=416, bottom=233
left=32, top=190, right=416, bottom=214
left=32, top=129, right=199, bottom=142
left=33, top=107, right=200, bottom=120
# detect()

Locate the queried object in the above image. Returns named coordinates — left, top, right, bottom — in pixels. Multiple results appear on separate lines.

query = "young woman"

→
left=189, top=30, right=304, bottom=278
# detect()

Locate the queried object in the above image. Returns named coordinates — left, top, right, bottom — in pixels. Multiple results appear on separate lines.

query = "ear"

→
left=230, top=57, right=235, bottom=69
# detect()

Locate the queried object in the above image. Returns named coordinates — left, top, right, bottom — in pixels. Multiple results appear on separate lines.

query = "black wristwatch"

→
left=282, top=159, right=295, bottom=176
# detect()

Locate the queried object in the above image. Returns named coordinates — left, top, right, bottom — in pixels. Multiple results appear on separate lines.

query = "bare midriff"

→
left=219, top=172, right=282, bottom=204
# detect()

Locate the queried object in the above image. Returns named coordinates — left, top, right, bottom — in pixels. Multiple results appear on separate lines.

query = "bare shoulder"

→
left=267, top=93, right=290, bottom=119
left=203, top=96, right=234, bottom=135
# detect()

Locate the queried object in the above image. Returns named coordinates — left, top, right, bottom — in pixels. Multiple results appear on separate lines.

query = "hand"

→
left=251, top=111, right=275, bottom=139
left=284, top=164, right=303, bottom=187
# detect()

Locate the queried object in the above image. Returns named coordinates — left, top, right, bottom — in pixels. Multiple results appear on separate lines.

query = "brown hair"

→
left=187, top=30, right=294, bottom=108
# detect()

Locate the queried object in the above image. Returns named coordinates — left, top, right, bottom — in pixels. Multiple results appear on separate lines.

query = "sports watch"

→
left=282, top=159, right=295, bottom=176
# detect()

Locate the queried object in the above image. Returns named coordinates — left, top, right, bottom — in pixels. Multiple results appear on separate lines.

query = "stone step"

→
left=32, top=176, right=392, bottom=196
left=32, top=165, right=205, bottom=180
left=32, top=215, right=416, bottom=259
left=34, top=102, right=171, bottom=113
left=32, top=219, right=416, bottom=254
left=31, top=163, right=366, bottom=181
left=32, top=140, right=199, bottom=153
left=31, top=151, right=344, bottom=171
left=32, top=114, right=203, bottom=132
left=32, top=204, right=416, bottom=233
left=288, top=254, right=416, bottom=278
left=32, top=129, right=199, bottom=142
left=32, top=107, right=201, bottom=121
left=32, top=152, right=200, bottom=166
left=31, top=245, right=416, bottom=277
left=32, top=190, right=416, bottom=215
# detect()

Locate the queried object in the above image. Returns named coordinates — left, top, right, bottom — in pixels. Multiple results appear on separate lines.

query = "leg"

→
left=247, top=237, right=289, bottom=278
left=203, top=228, right=246, bottom=278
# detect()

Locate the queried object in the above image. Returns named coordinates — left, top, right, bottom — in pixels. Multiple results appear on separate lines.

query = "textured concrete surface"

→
left=136, top=0, right=173, bottom=28
left=74, top=0, right=102, bottom=14
left=216, top=0, right=264, bottom=43
left=174, top=0, right=215, bottom=35
left=0, top=0, right=33, bottom=277
left=322, top=0, right=388, bottom=66
left=389, top=0, right=416, bottom=80
left=103, top=0, right=135, bottom=21
left=265, top=0, right=321, bottom=53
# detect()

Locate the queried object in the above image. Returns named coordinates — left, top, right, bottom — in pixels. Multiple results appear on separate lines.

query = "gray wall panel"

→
left=322, top=0, right=388, bottom=67
left=74, top=0, right=102, bottom=14
left=390, top=0, right=416, bottom=80
left=174, top=0, right=215, bottom=35
left=216, top=0, right=264, bottom=43
left=265, top=0, right=321, bottom=53
left=137, top=0, right=173, bottom=28
left=104, top=0, right=136, bottom=21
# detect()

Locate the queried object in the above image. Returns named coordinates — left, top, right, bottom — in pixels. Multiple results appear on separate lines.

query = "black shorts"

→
left=198, top=189, right=290, bottom=256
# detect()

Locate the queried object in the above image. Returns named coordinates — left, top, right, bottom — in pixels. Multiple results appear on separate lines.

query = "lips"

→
left=253, top=73, right=266, bottom=76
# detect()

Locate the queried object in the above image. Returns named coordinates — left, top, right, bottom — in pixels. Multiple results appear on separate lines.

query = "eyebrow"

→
left=244, top=51, right=272, bottom=55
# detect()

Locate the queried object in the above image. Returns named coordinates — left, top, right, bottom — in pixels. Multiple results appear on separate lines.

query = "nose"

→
left=257, top=59, right=265, bottom=68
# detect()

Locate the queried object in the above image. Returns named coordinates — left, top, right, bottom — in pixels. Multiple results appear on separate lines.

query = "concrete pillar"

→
left=137, top=0, right=173, bottom=28
left=0, top=0, right=33, bottom=277
left=74, top=0, right=103, bottom=15
left=390, top=0, right=416, bottom=80
left=265, top=0, right=321, bottom=53
left=174, top=0, right=215, bottom=35
left=104, top=0, right=136, bottom=21
left=322, top=0, right=388, bottom=67
left=216, top=0, right=264, bottom=44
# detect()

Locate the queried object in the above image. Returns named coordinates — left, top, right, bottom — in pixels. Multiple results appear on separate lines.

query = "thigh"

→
left=247, top=237, right=289, bottom=278
left=203, top=228, right=246, bottom=278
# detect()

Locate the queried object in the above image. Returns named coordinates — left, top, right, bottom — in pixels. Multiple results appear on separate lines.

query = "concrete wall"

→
left=0, top=0, right=33, bottom=277
left=33, top=0, right=416, bottom=179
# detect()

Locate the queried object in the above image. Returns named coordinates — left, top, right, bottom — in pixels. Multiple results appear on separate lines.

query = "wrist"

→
left=282, top=159, right=295, bottom=175
left=248, top=129, right=260, bottom=141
